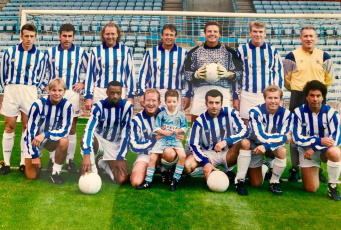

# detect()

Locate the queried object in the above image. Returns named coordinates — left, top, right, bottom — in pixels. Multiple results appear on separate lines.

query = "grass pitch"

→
left=0, top=118, right=340, bottom=230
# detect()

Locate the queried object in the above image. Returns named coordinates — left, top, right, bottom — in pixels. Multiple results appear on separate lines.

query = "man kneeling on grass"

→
left=292, top=80, right=341, bottom=201
left=24, top=79, right=72, bottom=184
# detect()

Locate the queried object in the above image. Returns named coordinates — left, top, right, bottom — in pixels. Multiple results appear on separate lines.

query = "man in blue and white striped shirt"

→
left=130, top=88, right=180, bottom=187
left=24, top=79, right=72, bottom=184
left=235, top=21, right=283, bottom=124
left=81, top=81, right=133, bottom=185
left=138, top=24, right=187, bottom=111
left=0, top=23, right=45, bottom=175
left=292, top=80, right=341, bottom=201
left=44, top=23, right=89, bottom=173
left=235, top=85, right=291, bottom=196
left=185, top=89, right=250, bottom=191
left=84, top=22, right=136, bottom=111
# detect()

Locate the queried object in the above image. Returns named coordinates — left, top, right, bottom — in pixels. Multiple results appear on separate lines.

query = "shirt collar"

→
left=203, top=42, right=221, bottom=49
left=103, top=42, right=120, bottom=49
left=158, top=43, right=178, bottom=52
left=57, top=43, right=75, bottom=51
left=165, top=108, right=178, bottom=115
left=18, top=43, right=37, bottom=53
left=204, top=109, right=223, bottom=120
left=46, top=96, right=65, bottom=107
left=248, top=41, right=266, bottom=49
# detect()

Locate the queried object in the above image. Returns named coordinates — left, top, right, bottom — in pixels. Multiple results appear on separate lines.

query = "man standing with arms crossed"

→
left=138, top=24, right=187, bottom=110
left=283, top=27, right=334, bottom=182
left=0, top=23, right=45, bottom=175
left=44, top=23, right=88, bottom=173
left=84, top=22, right=136, bottom=111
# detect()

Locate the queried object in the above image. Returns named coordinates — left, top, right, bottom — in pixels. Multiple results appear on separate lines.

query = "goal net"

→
left=19, top=10, right=341, bottom=113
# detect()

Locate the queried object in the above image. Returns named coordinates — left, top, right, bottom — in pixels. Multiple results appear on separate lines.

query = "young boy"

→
left=137, top=90, right=188, bottom=191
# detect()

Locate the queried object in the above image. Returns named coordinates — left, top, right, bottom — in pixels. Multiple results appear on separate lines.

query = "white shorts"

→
left=239, top=90, right=264, bottom=119
left=202, top=150, right=230, bottom=171
left=191, top=85, right=231, bottom=116
left=249, top=153, right=264, bottom=168
left=64, top=89, right=81, bottom=117
left=1, top=84, right=37, bottom=116
left=93, top=87, right=127, bottom=104
left=95, top=133, right=125, bottom=160
left=298, top=147, right=323, bottom=168
left=24, top=139, right=51, bottom=159
left=158, top=89, right=182, bottom=111
left=133, top=153, right=178, bottom=167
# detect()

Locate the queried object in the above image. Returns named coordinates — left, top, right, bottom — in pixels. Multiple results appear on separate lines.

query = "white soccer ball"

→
left=205, top=63, right=219, bottom=83
left=206, top=170, right=230, bottom=192
left=78, top=172, right=102, bottom=194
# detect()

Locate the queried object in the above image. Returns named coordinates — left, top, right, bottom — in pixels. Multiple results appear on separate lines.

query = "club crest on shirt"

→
left=302, top=123, right=307, bottom=126
left=244, top=56, right=249, bottom=60
left=51, top=59, right=56, bottom=62
left=68, top=63, right=73, bottom=67
left=153, top=58, right=158, bottom=62
left=98, top=57, right=102, bottom=61
left=316, top=59, right=320, bottom=64
left=11, top=59, right=15, bottom=62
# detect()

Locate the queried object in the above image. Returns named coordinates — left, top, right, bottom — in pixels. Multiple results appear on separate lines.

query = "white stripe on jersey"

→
left=236, top=42, right=283, bottom=94
left=84, top=43, right=136, bottom=99
left=44, top=44, right=88, bottom=90
left=0, top=44, right=45, bottom=89
left=138, top=43, right=187, bottom=94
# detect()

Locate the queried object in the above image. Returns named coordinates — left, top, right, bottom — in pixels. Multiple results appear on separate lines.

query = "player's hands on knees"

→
left=203, top=163, right=218, bottom=180
left=32, top=158, right=41, bottom=169
left=112, top=160, right=128, bottom=177
left=304, top=148, right=315, bottom=160
left=84, top=99, right=93, bottom=110
left=72, top=82, right=84, bottom=92
left=321, top=137, right=335, bottom=147
left=214, top=140, right=227, bottom=152
left=253, top=145, right=266, bottom=154
left=32, top=133, right=45, bottom=148
left=285, top=132, right=292, bottom=144
left=81, top=154, right=92, bottom=175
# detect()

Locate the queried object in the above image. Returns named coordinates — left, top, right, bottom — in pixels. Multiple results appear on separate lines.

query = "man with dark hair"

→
left=138, top=24, right=187, bottom=111
left=291, top=80, right=341, bottom=201
left=283, top=26, right=334, bottom=183
left=185, top=89, right=250, bottom=192
left=0, top=23, right=45, bottom=175
left=183, top=21, right=243, bottom=122
left=84, top=22, right=136, bottom=111
left=81, top=80, right=133, bottom=185
left=43, top=23, right=89, bottom=173
left=234, top=85, right=291, bottom=196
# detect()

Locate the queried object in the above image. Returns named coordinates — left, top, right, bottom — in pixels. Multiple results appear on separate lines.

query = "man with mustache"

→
left=283, top=27, right=334, bottom=183
left=81, top=81, right=133, bottom=185
left=43, top=23, right=89, bottom=173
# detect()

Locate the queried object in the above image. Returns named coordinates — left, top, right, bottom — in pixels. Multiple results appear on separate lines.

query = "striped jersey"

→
left=236, top=42, right=283, bottom=94
left=82, top=98, right=133, bottom=160
left=189, top=107, right=248, bottom=165
left=183, top=43, right=243, bottom=99
left=130, top=108, right=164, bottom=155
left=85, top=42, right=136, bottom=99
left=138, top=43, right=187, bottom=95
left=0, top=43, right=45, bottom=89
left=292, top=104, right=341, bottom=151
left=25, top=96, right=73, bottom=159
left=44, top=44, right=89, bottom=90
left=249, top=103, right=291, bottom=151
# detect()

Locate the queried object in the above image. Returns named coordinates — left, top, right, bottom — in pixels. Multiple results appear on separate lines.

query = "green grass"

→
left=1, top=118, right=341, bottom=230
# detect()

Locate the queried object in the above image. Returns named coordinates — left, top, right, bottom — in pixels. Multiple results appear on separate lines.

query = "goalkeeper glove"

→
left=194, top=64, right=207, bottom=79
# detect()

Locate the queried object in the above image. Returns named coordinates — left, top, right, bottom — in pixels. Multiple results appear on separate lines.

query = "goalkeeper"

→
left=183, top=21, right=243, bottom=122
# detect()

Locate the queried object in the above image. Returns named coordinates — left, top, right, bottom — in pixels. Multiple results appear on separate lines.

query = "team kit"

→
left=1, top=20, right=340, bottom=201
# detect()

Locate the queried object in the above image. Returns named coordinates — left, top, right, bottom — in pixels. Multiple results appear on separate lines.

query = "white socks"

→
left=67, top=134, right=76, bottom=161
left=327, top=160, right=341, bottom=184
left=20, top=133, right=26, bottom=165
left=270, top=158, right=286, bottom=184
left=2, top=132, right=14, bottom=166
left=235, top=150, right=252, bottom=183
left=52, top=163, right=63, bottom=175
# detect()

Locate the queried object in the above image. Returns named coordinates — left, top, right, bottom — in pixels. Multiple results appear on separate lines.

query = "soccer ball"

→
left=206, top=171, right=229, bottom=192
left=78, top=172, right=102, bottom=194
left=205, top=63, right=219, bottom=83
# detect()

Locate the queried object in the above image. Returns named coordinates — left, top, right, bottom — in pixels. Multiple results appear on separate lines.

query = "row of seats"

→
left=9, top=0, right=162, bottom=3
left=254, top=1, right=340, bottom=6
